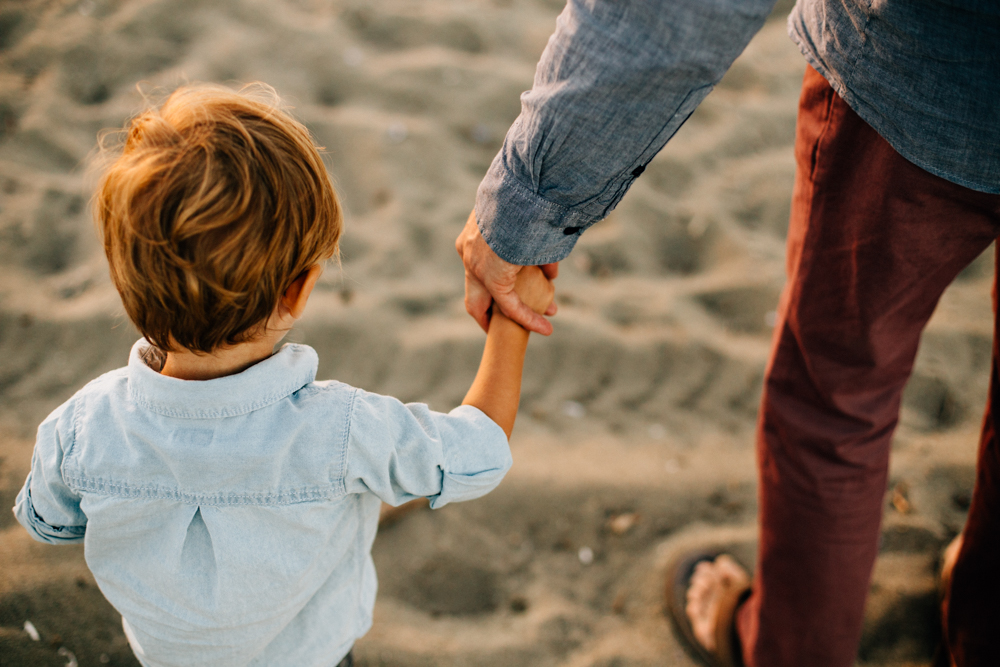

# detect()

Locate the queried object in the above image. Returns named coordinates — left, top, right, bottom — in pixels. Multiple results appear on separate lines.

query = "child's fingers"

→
left=519, top=265, right=544, bottom=279
left=495, top=289, right=553, bottom=335
left=510, top=266, right=557, bottom=329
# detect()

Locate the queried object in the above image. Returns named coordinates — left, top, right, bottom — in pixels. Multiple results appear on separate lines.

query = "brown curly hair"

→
left=96, top=83, right=341, bottom=353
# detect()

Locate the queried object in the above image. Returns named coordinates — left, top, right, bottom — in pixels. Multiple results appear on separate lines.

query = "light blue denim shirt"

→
left=475, top=0, right=1000, bottom=265
left=13, top=339, right=511, bottom=667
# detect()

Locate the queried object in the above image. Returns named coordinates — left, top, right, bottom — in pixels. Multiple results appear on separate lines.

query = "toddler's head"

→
left=96, top=83, right=341, bottom=353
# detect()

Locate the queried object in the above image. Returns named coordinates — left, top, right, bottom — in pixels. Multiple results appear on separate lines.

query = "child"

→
left=13, top=83, right=554, bottom=667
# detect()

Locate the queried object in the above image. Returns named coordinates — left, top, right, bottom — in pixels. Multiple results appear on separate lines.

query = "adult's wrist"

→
left=475, top=156, right=594, bottom=266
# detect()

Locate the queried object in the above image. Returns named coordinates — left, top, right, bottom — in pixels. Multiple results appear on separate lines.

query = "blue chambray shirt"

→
left=13, top=339, right=511, bottom=667
left=475, top=0, right=1000, bottom=265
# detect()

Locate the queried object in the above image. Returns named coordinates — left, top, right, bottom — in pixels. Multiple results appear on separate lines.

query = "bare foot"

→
left=941, top=533, right=963, bottom=592
left=685, top=555, right=750, bottom=651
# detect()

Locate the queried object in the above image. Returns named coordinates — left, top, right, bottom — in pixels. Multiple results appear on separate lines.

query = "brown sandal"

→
left=665, top=550, right=751, bottom=667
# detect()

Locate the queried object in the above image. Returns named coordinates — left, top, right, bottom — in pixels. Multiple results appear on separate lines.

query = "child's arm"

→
left=462, top=266, right=554, bottom=439
left=14, top=401, right=87, bottom=544
left=346, top=267, right=551, bottom=510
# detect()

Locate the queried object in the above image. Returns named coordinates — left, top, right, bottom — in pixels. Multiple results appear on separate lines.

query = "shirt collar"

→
left=127, top=339, right=318, bottom=419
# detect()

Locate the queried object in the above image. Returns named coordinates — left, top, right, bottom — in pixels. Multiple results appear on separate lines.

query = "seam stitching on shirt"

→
left=63, top=397, right=81, bottom=491
left=495, top=85, right=712, bottom=228
left=354, top=493, right=365, bottom=625
left=62, top=476, right=332, bottom=505
left=127, top=382, right=310, bottom=419
left=597, top=83, right=713, bottom=218
left=494, top=162, right=575, bottom=222
left=126, top=343, right=317, bottom=418
left=339, top=388, right=358, bottom=497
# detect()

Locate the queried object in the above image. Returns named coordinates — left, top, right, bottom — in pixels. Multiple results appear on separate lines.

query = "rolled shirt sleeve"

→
left=475, top=0, right=776, bottom=265
left=344, top=389, right=512, bottom=509
left=14, top=400, right=87, bottom=544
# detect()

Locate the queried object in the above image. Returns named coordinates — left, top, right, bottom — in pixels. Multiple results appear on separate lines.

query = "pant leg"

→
left=946, top=246, right=1000, bottom=666
left=734, top=65, right=1000, bottom=667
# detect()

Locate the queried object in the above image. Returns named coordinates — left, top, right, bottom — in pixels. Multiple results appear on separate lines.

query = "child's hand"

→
left=465, top=264, right=554, bottom=438
left=514, top=266, right=555, bottom=316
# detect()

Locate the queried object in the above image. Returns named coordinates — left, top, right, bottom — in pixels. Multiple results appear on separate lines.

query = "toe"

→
left=685, top=559, right=724, bottom=652
left=715, top=555, right=751, bottom=588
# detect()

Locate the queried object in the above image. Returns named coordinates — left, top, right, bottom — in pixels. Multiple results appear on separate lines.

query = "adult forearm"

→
left=462, top=312, right=530, bottom=439
left=475, top=0, right=777, bottom=266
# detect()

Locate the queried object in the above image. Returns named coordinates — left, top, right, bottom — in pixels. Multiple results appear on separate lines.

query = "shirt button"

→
left=631, top=165, right=645, bottom=177
left=563, top=226, right=580, bottom=235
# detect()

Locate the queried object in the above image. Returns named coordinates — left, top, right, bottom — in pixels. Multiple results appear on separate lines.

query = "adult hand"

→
left=455, top=211, right=558, bottom=335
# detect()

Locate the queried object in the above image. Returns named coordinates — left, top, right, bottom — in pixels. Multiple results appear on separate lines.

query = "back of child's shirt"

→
left=13, top=340, right=511, bottom=667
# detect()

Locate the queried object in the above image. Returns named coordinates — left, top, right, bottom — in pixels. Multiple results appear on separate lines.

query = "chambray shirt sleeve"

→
left=474, top=0, right=777, bottom=265
left=344, top=389, right=512, bottom=509
left=13, top=399, right=87, bottom=544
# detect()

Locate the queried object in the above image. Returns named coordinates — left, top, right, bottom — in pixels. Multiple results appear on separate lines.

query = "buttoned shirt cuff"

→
left=474, top=154, right=599, bottom=267
left=14, top=486, right=86, bottom=545
left=429, top=405, right=512, bottom=509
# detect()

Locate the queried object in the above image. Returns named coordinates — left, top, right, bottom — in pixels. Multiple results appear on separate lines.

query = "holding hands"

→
left=458, top=213, right=558, bottom=439
left=455, top=211, right=558, bottom=335
left=513, top=265, right=556, bottom=319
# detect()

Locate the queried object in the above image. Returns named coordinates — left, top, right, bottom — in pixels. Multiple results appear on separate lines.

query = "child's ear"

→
left=281, top=265, right=323, bottom=320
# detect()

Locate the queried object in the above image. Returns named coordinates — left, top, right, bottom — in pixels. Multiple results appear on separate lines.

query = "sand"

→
left=0, top=0, right=991, bottom=665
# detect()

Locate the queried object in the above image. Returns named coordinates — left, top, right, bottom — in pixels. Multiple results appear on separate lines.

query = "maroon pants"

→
left=733, top=66, right=1000, bottom=666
